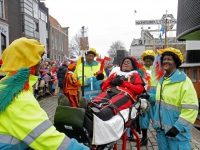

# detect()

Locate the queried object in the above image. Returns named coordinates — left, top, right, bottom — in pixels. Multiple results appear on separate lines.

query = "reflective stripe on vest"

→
left=85, top=90, right=101, bottom=95
left=178, top=117, right=193, bottom=128
left=23, top=119, right=52, bottom=145
left=57, top=136, right=71, bottom=150
left=182, top=104, right=199, bottom=111
left=155, top=100, right=182, bottom=112
left=153, top=120, right=171, bottom=131
left=156, top=100, right=198, bottom=112
left=0, top=134, right=20, bottom=145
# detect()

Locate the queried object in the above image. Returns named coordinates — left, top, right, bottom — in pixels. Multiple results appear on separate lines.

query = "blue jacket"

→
left=77, top=61, right=106, bottom=100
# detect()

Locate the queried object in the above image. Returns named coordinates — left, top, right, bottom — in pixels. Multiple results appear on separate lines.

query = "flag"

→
left=159, top=33, right=163, bottom=42
left=134, top=10, right=137, bottom=13
left=160, top=24, right=166, bottom=35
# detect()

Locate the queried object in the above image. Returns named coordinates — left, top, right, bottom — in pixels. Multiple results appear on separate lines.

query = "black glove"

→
left=110, top=77, right=123, bottom=86
left=165, top=126, right=179, bottom=137
left=96, top=73, right=104, bottom=80
left=137, top=93, right=150, bottom=101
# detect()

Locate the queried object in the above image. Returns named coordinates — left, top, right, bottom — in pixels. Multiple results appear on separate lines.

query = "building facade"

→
left=7, top=0, right=49, bottom=52
left=0, top=0, right=9, bottom=59
left=49, top=15, right=68, bottom=62
left=1, top=0, right=69, bottom=61
left=130, top=29, right=186, bottom=59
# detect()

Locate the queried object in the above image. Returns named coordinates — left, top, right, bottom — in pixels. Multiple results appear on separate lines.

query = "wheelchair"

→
left=54, top=94, right=149, bottom=150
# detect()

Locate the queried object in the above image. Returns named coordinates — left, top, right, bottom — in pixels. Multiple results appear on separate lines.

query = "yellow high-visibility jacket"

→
left=0, top=75, right=71, bottom=150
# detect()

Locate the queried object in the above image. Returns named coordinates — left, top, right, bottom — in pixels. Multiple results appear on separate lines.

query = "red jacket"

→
left=101, top=71, right=145, bottom=101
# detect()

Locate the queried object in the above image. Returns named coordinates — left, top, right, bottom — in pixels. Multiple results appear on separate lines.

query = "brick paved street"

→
left=39, top=96, right=200, bottom=150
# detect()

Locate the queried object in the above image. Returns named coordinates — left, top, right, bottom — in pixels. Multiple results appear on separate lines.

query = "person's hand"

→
left=110, top=77, right=123, bottom=86
left=165, top=126, right=179, bottom=137
left=137, top=93, right=150, bottom=100
left=96, top=73, right=104, bottom=80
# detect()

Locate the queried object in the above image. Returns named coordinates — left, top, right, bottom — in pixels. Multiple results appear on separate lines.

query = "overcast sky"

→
left=45, top=0, right=178, bottom=57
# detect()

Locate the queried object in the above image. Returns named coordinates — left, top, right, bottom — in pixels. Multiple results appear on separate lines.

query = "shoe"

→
left=140, top=137, right=148, bottom=146
left=135, top=137, right=148, bottom=147
left=128, top=136, right=135, bottom=141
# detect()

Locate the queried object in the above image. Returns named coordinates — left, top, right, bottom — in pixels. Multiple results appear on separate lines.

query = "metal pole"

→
left=164, top=10, right=167, bottom=49
left=81, top=26, right=85, bottom=97
left=81, top=56, right=84, bottom=97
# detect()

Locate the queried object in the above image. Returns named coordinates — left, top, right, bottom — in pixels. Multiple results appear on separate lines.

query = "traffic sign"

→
left=135, top=14, right=177, bottom=29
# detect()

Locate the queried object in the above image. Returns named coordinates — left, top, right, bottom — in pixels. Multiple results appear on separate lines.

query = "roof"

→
left=49, top=15, right=65, bottom=33
left=180, top=63, right=200, bottom=68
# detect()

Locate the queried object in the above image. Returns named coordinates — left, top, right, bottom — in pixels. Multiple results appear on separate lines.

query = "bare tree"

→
left=107, top=41, right=127, bottom=63
left=68, top=34, right=81, bottom=57
left=107, top=41, right=126, bottom=58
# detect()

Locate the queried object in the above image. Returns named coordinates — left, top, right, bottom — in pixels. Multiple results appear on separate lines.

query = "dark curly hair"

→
left=143, top=55, right=155, bottom=62
left=160, top=52, right=182, bottom=68
left=120, top=57, right=138, bottom=71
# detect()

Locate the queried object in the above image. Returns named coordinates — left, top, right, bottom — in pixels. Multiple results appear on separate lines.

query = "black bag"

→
left=54, top=106, right=93, bottom=143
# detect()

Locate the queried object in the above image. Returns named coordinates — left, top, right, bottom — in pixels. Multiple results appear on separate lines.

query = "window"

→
left=184, top=68, right=188, bottom=76
left=40, top=11, right=47, bottom=22
left=61, top=40, right=63, bottom=51
left=33, top=1, right=38, bottom=19
left=179, top=68, right=188, bottom=75
left=191, top=68, right=197, bottom=82
left=21, top=15, right=34, bottom=37
left=58, top=39, right=61, bottom=51
left=34, top=22, right=39, bottom=32
left=52, top=36, right=54, bottom=49
left=0, top=0, right=4, bottom=19
left=54, top=37, right=57, bottom=50
left=1, top=34, right=6, bottom=50
left=20, top=0, right=33, bottom=16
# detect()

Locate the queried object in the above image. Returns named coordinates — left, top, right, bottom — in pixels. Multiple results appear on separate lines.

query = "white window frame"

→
left=52, top=36, right=54, bottom=49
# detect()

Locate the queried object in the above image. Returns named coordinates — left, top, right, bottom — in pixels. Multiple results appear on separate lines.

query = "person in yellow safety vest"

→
left=0, top=38, right=89, bottom=150
left=76, top=48, right=106, bottom=100
left=152, top=47, right=198, bottom=150
left=138, top=50, right=156, bottom=146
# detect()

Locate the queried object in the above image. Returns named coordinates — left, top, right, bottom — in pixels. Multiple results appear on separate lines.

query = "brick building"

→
left=49, top=15, right=69, bottom=62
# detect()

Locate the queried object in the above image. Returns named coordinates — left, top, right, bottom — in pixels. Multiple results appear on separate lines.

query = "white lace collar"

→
left=115, top=70, right=138, bottom=77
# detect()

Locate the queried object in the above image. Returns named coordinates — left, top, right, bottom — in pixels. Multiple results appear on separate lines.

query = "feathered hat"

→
left=0, top=37, right=44, bottom=114
left=86, top=47, right=98, bottom=57
left=140, top=50, right=156, bottom=63
left=152, top=47, right=183, bottom=81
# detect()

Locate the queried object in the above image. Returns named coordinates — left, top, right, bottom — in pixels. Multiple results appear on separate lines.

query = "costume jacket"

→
left=0, top=75, right=87, bottom=150
left=77, top=61, right=106, bottom=100
left=101, top=70, right=145, bottom=101
left=64, top=71, right=81, bottom=95
left=63, top=70, right=81, bottom=107
left=153, top=69, right=199, bottom=141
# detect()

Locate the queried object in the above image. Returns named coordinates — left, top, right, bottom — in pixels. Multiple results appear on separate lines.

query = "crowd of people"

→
left=0, top=37, right=198, bottom=150
left=33, top=58, right=68, bottom=98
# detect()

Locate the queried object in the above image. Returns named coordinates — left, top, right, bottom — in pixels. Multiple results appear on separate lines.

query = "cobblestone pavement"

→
left=39, top=96, right=200, bottom=150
